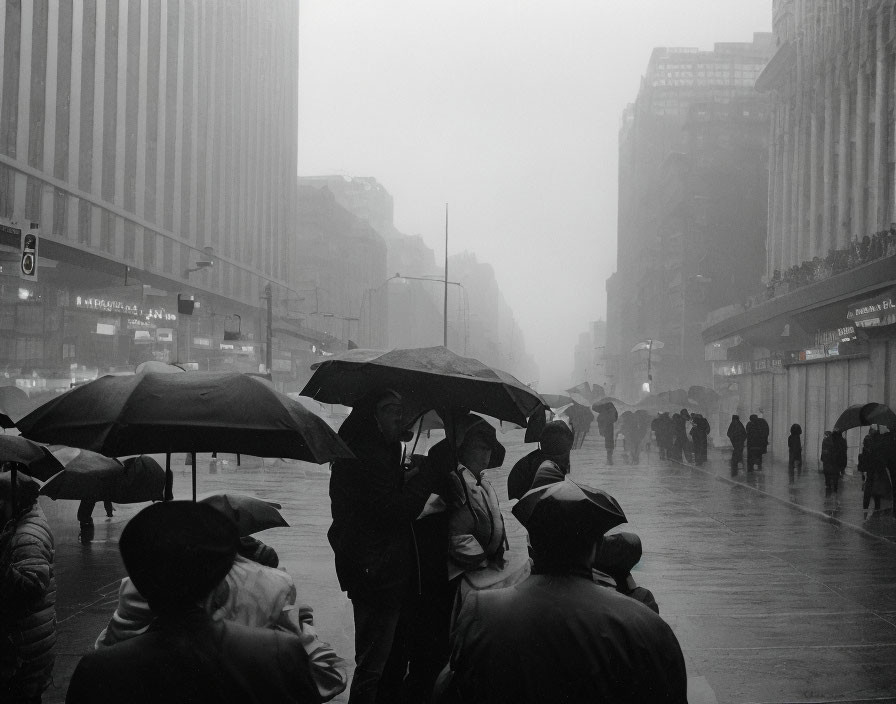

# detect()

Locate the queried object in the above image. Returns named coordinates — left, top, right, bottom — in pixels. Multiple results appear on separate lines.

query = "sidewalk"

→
left=688, top=448, right=896, bottom=542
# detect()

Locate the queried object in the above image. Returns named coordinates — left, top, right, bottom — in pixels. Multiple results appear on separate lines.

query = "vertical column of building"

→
left=113, top=0, right=128, bottom=256
left=821, top=66, right=835, bottom=254
left=872, top=10, right=888, bottom=233
left=12, top=0, right=32, bottom=217
left=65, top=0, right=83, bottom=241
left=853, top=50, right=867, bottom=242
left=41, top=1, right=59, bottom=232
left=766, top=101, right=779, bottom=278
left=781, top=92, right=793, bottom=270
left=808, top=83, right=821, bottom=258
left=836, top=53, right=850, bottom=248
left=794, top=43, right=807, bottom=263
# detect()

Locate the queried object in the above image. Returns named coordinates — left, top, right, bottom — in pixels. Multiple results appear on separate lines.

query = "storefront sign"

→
left=220, top=343, right=255, bottom=356
left=814, top=325, right=856, bottom=346
left=846, top=288, right=896, bottom=328
left=75, top=296, right=177, bottom=324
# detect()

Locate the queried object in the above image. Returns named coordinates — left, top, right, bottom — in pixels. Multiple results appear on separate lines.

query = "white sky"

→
left=297, top=0, right=772, bottom=391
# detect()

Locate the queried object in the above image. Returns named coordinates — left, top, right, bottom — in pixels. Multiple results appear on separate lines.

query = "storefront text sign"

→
left=76, top=295, right=177, bottom=324
left=846, top=288, right=896, bottom=328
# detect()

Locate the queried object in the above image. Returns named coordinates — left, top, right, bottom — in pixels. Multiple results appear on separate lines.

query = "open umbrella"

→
left=135, top=360, right=186, bottom=374
left=301, top=346, right=544, bottom=427
left=0, top=386, right=30, bottom=429
left=17, top=371, right=354, bottom=500
left=591, top=400, right=619, bottom=420
left=198, top=492, right=289, bottom=536
left=0, top=435, right=63, bottom=480
left=541, top=394, right=575, bottom=409
left=40, top=449, right=166, bottom=503
left=512, top=478, right=627, bottom=540
left=834, top=402, right=896, bottom=431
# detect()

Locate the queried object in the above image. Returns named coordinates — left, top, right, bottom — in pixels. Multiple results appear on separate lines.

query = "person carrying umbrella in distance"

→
left=507, top=420, right=574, bottom=501
left=66, top=501, right=322, bottom=703
left=434, top=479, right=687, bottom=704
left=593, top=402, right=618, bottom=465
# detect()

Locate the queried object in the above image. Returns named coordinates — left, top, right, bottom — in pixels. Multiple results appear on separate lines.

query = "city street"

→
left=42, top=430, right=896, bottom=704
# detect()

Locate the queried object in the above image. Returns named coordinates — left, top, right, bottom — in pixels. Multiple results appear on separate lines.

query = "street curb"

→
left=669, top=459, right=896, bottom=547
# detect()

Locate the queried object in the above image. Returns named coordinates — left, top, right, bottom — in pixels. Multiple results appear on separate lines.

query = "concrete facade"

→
left=607, top=34, right=775, bottom=402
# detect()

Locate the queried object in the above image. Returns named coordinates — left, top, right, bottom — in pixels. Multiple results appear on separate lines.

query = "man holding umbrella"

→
left=435, top=479, right=687, bottom=703
left=327, top=390, right=443, bottom=704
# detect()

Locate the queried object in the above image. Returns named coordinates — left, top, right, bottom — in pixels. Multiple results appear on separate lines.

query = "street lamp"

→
left=631, top=339, right=664, bottom=394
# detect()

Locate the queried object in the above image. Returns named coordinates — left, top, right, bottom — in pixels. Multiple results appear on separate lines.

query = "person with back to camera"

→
left=727, top=415, right=747, bottom=470
left=434, top=478, right=687, bottom=704
left=787, top=424, right=802, bottom=474
left=0, top=471, right=56, bottom=704
left=507, top=420, right=575, bottom=502
left=66, top=501, right=321, bottom=703
left=820, top=430, right=847, bottom=495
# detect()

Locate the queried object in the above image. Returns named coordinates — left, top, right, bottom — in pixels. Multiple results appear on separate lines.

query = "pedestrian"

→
left=689, top=414, right=710, bottom=467
left=619, top=411, right=637, bottom=464
left=787, top=424, right=802, bottom=473
left=629, top=412, right=650, bottom=464
left=756, top=410, right=771, bottom=469
left=327, top=389, right=442, bottom=704
left=565, top=403, right=593, bottom=450
left=507, top=420, right=574, bottom=501
left=727, top=415, right=746, bottom=470
left=0, top=472, right=56, bottom=704
left=652, top=412, right=673, bottom=460
left=94, top=518, right=347, bottom=701
left=678, top=409, right=694, bottom=463
left=745, top=414, right=766, bottom=471
left=820, top=430, right=847, bottom=494
left=77, top=498, right=115, bottom=544
left=667, top=414, right=683, bottom=462
left=434, top=481, right=688, bottom=704
left=596, top=405, right=618, bottom=465
left=65, top=501, right=321, bottom=703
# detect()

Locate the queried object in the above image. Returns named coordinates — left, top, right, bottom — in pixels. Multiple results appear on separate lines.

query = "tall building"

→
left=572, top=320, right=607, bottom=391
left=702, top=1, right=896, bottom=467
left=607, top=34, right=775, bottom=402
left=0, top=1, right=300, bottom=389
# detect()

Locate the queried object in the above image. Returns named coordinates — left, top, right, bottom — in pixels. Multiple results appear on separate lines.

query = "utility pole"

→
left=264, top=284, right=273, bottom=373
left=443, top=203, right=449, bottom=348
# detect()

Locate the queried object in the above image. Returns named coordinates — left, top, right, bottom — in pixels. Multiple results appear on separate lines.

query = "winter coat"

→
left=787, top=433, right=802, bottom=457
left=0, top=503, right=56, bottom=700
left=859, top=434, right=895, bottom=498
left=447, top=466, right=507, bottom=580
left=435, top=571, right=688, bottom=704
left=756, top=418, right=770, bottom=447
left=821, top=435, right=847, bottom=471
left=67, top=610, right=322, bottom=704
left=327, top=399, right=438, bottom=600
left=745, top=420, right=767, bottom=451
left=727, top=419, right=746, bottom=447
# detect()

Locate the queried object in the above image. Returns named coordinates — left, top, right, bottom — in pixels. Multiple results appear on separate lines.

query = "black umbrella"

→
left=542, top=394, right=575, bottom=409
left=0, top=435, right=64, bottom=514
left=301, top=346, right=544, bottom=427
left=834, top=402, right=896, bottom=431
left=512, top=479, right=627, bottom=540
left=40, top=449, right=166, bottom=503
left=0, top=386, right=30, bottom=430
left=17, top=372, right=354, bottom=500
left=198, top=492, right=289, bottom=536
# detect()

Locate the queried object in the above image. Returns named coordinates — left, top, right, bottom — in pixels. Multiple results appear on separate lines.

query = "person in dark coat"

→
left=667, top=414, right=684, bottom=462
left=65, top=501, right=321, bottom=704
left=595, top=406, right=618, bottom=465
left=651, top=413, right=673, bottom=460
left=327, top=390, right=441, bottom=704
left=689, top=414, right=710, bottom=466
left=1, top=472, right=56, bottom=704
left=507, top=421, right=574, bottom=501
left=787, top=424, right=802, bottom=475
left=820, top=430, right=847, bottom=495
left=727, top=415, right=746, bottom=470
left=745, top=414, right=766, bottom=471
left=434, top=480, right=687, bottom=704
left=565, top=404, right=593, bottom=450
left=755, top=411, right=771, bottom=469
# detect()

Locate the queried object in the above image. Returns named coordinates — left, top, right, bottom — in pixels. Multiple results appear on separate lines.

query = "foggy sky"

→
left=297, top=0, right=772, bottom=391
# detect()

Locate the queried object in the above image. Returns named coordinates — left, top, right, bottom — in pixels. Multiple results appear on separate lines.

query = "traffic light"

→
left=20, top=222, right=38, bottom=281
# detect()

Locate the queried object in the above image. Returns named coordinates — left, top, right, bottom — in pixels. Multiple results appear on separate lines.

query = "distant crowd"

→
left=762, top=228, right=896, bottom=302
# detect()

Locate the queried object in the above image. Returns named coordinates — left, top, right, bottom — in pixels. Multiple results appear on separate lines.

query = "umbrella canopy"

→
left=541, top=394, right=575, bottom=409
left=0, top=435, right=63, bottom=480
left=512, top=479, right=627, bottom=541
left=17, top=371, right=354, bottom=462
left=135, top=360, right=185, bottom=374
left=687, top=385, right=720, bottom=408
left=834, top=402, right=896, bottom=431
left=0, top=386, right=31, bottom=429
left=198, top=492, right=288, bottom=536
left=591, top=400, right=620, bottom=422
left=301, top=346, right=544, bottom=427
left=41, top=449, right=166, bottom=503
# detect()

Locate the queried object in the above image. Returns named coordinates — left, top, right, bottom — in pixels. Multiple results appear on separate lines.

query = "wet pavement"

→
left=39, top=432, right=896, bottom=704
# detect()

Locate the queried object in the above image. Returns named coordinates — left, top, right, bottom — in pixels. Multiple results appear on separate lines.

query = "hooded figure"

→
left=596, top=407, right=618, bottom=465
left=327, top=390, right=442, bottom=704
left=66, top=501, right=320, bottom=704
left=689, top=414, right=710, bottom=466
left=1, top=472, right=56, bottom=704
left=787, top=424, right=802, bottom=472
left=727, top=415, right=747, bottom=470
left=507, top=421, right=574, bottom=501
left=434, top=480, right=687, bottom=704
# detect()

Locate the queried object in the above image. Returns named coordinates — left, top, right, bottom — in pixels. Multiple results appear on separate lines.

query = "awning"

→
left=847, top=287, right=896, bottom=328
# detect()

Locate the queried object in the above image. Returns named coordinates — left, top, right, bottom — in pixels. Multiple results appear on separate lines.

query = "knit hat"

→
left=120, top=501, right=238, bottom=614
left=540, top=420, right=574, bottom=460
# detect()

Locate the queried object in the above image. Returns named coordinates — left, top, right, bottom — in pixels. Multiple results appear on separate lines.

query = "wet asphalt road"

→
left=40, top=429, right=896, bottom=704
